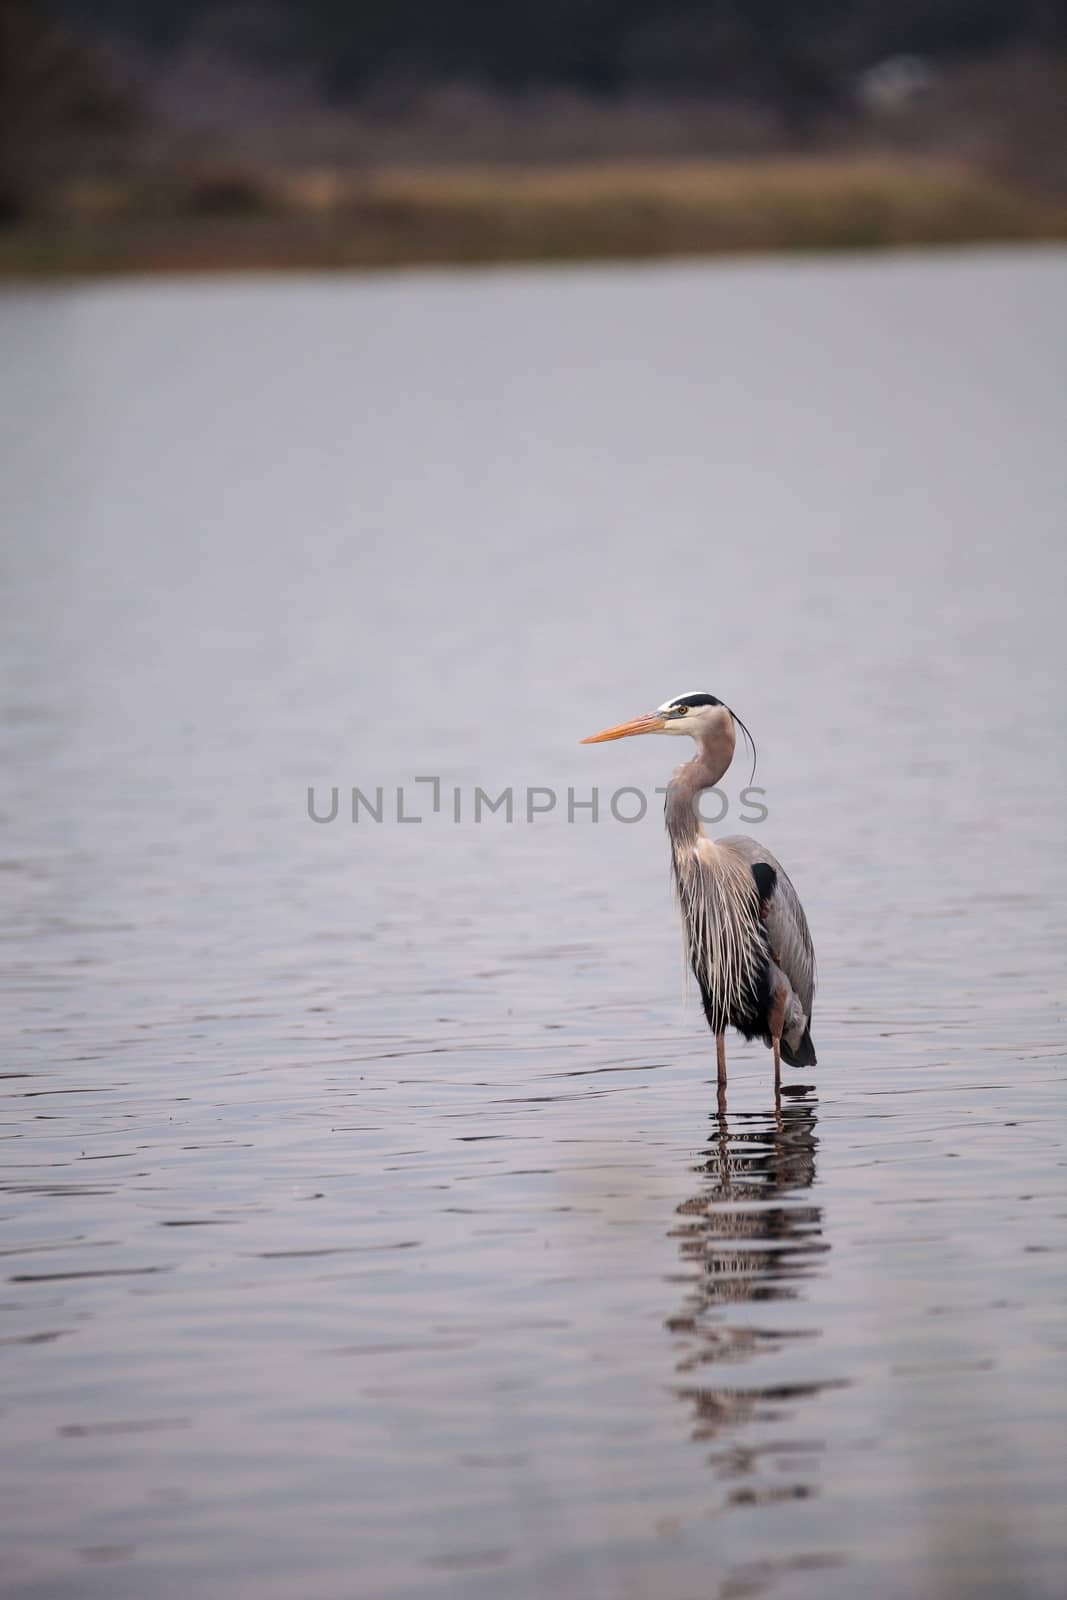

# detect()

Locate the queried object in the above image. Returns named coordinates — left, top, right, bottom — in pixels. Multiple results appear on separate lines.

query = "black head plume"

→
left=725, top=704, right=758, bottom=784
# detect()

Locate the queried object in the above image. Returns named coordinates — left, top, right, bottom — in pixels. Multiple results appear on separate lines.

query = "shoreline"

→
left=2, top=156, right=1064, bottom=281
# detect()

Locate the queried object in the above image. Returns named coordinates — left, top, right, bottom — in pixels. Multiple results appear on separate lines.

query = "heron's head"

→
left=581, top=692, right=731, bottom=743
left=581, top=692, right=757, bottom=776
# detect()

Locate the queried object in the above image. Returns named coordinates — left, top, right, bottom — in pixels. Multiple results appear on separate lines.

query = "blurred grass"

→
left=2, top=156, right=1065, bottom=278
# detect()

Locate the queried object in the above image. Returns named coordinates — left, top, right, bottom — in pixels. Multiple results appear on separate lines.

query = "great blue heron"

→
left=581, top=692, right=816, bottom=1087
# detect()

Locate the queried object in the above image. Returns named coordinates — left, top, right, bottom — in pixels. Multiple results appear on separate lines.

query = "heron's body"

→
left=582, top=691, right=816, bottom=1086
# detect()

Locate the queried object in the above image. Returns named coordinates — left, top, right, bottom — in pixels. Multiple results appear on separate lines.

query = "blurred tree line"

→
left=3, top=0, right=1066, bottom=219
left=40, top=0, right=1067, bottom=112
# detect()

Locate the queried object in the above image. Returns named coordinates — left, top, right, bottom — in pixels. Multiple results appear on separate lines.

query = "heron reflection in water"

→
left=668, top=1084, right=843, bottom=1504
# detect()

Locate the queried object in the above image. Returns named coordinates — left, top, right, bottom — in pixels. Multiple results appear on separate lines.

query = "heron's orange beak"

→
left=580, top=713, right=666, bottom=743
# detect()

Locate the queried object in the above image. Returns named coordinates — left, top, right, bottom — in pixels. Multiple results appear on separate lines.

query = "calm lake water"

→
left=1, top=249, right=1065, bottom=1600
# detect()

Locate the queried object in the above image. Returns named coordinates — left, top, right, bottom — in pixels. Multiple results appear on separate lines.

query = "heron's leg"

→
left=716, top=1032, right=727, bottom=1087
left=767, top=979, right=786, bottom=1092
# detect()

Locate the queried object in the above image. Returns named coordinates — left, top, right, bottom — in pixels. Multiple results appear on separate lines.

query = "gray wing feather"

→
left=719, top=836, right=816, bottom=1020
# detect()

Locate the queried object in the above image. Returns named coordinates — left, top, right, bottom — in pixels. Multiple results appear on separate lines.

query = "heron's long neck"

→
left=664, top=728, right=734, bottom=849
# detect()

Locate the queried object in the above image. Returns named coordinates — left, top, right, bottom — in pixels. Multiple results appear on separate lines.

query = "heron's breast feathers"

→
left=671, top=844, right=768, bottom=1020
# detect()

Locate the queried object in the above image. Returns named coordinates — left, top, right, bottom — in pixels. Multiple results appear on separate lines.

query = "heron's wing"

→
left=763, top=865, right=816, bottom=1017
left=719, top=837, right=816, bottom=1019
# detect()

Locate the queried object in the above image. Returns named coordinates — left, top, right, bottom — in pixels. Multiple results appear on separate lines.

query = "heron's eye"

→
left=674, top=705, right=688, bottom=716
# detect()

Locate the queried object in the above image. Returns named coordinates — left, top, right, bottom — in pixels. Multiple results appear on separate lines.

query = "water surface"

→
left=1, top=250, right=1065, bottom=1599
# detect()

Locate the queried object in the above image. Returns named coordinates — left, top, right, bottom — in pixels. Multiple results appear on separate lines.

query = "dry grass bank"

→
left=2, top=156, right=1065, bottom=279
